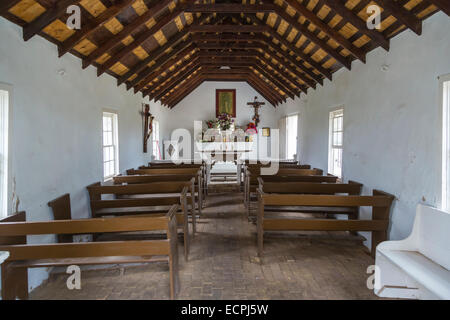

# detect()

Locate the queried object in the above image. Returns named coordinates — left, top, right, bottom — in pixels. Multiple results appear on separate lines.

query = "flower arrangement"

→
left=245, top=122, right=258, bottom=135
left=206, top=119, right=217, bottom=129
left=216, top=113, right=235, bottom=131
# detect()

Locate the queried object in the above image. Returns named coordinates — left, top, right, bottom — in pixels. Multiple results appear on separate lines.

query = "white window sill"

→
left=0, top=251, right=10, bottom=264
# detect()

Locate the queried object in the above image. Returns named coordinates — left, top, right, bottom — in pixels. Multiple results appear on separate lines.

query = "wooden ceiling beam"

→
left=148, top=61, right=202, bottom=101
left=372, top=0, right=422, bottom=35
left=250, top=64, right=295, bottom=99
left=245, top=13, right=332, bottom=80
left=145, top=55, right=201, bottom=98
left=228, top=14, right=324, bottom=86
left=97, top=8, right=182, bottom=76
left=0, top=1, right=23, bottom=15
left=23, top=0, right=81, bottom=41
left=247, top=71, right=285, bottom=103
left=199, top=58, right=298, bottom=98
left=120, top=14, right=217, bottom=89
left=193, top=34, right=320, bottom=87
left=427, top=0, right=450, bottom=16
left=197, top=43, right=309, bottom=91
left=180, top=3, right=277, bottom=14
left=321, top=0, right=390, bottom=51
left=256, top=54, right=307, bottom=94
left=148, top=61, right=201, bottom=100
left=281, top=0, right=367, bottom=63
left=58, top=0, right=135, bottom=57
left=190, top=24, right=263, bottom=33
left=199, top=49, right=305, bottom=93
left=246, top=76, right=279, bottom=106
left=198, top=53, right=297, bottom=98
left=163, top=74, right=205, bottom=107
left=81, top=0, right=173, bottom=70
left=158, top=60, right=282, bottom=105
left=165, top=71, right=280, bottom=108
left=131, top=44, right=197, bottom=92
left=271, top=5, right=353, bottom=70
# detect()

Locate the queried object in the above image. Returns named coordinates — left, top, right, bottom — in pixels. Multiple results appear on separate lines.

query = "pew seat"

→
left=375, top=204, right=450, bottom=300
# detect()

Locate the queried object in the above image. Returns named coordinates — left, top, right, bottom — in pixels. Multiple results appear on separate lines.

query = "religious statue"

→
left=142, top=104, right=154, bottom=153
left=247, top=96, right=265, bottom=127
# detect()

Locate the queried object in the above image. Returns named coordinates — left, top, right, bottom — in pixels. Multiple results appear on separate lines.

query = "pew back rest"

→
left=128, top=168, right=201, bottom=176
left=146, top=164, right=203, bottom=168
left=260, top=189, right=395, bottom=214
left=47, top=194, right=73, bottom=243
left=260, top=181, right=363, bottom=195
left=414, top=205, right=450, bottom=270
left=247, top=164, right=311, bottom=169
left=258, top=175, right=339, bottom=184
left=114, top=175, right=195, bottom=185
left=0, top=205, right=178, bottom=262
left=0, top=212, right=26, bottom=246
left=88, top=182, right=190, bottom=197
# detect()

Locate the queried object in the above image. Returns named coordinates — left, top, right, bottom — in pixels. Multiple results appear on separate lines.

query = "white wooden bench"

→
left=375, top=204, right=450, bottom=300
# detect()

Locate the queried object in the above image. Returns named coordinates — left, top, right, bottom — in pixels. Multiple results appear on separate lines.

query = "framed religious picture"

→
left=262, top=128, right=271, bottom=137
left=216, top=89, right=236, bottom=118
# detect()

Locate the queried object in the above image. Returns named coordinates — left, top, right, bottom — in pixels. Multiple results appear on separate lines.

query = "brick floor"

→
left=30, top=191, right=379, bottom=300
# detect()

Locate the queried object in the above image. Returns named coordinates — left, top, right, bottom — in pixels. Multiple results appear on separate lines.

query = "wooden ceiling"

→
left=1, top=0, right=448, bottom=108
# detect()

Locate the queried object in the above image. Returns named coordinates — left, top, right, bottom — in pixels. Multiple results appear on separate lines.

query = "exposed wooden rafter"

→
left=0, top=0, right=445, bottom=107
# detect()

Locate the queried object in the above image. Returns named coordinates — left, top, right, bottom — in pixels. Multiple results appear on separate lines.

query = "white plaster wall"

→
left=153, top=81, right=279, bottom=159
left=0, top=18, right=154, bottom=290
left=277, top=12, right=450, bottom=246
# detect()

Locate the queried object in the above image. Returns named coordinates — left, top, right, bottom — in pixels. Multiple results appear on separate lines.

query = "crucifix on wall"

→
left=247, top=96, right=265, bottom=127
left=142, top=104, right=154, bottom=153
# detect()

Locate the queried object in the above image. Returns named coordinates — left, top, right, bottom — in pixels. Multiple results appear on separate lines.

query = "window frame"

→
left=152, top=119, right=161, bottom=161
left=102, top=110, right=119, bottom=181
left=0, top=83, right=12, bottom=218
left=285, top=113, right=299, bottom=161
left=440, top=74, right=450, bottom=210
left=328, top=107, right=344, bottom=179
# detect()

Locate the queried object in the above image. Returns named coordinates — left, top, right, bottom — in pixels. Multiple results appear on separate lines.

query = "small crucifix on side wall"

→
left=142, top=104, right=154, bottom=153
left=247, top=96, right=265, bottom=127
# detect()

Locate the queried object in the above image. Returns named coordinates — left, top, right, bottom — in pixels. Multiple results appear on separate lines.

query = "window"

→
left=102, top=111, right=119, bottom=180
left=0, top=88, right=9, bottom=218
left=152, top=120, right=161, bottom=160
left=441, top=74, right=450, bottom=210
left=286, top=114, right=298, bottom=160
left=328, top=109, right=344, bottom=178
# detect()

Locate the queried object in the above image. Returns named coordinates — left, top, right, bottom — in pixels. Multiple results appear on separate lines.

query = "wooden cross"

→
left=247, top=96, right=265, bottom=127
left=142, top=104, right=154, bottom=153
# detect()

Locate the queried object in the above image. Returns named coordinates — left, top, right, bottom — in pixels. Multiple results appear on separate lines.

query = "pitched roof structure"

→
left=1, top=0, right=448, bottom=107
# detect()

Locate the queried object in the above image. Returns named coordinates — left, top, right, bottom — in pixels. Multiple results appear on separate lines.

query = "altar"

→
left=196, top=141, right=253, bottom=186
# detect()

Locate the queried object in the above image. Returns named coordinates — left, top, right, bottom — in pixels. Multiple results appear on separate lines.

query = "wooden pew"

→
left=128, top=167, right=205, bottom=210
left=257, top=189, right=395, bottom=258
left=145, top=163, right=207, bottom=206
left=258, top=180, right=363, bottom=218
left=0, top=212, right=28, bottom=300
left=0, top=206, right=180, bottom=300
left=87, top=182, right=191, bottom=260
left=244, top=167, right=325, bottom=216
left=113, top=175, right=200, bottom=230
left=239, top=160, right=300, bottom=186
left=243, top=164, right=312, bottom=192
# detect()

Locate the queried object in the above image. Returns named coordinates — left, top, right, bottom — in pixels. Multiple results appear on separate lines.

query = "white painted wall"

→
left=0, top=18, right=155, bottom=291
left=152, top=81, right=279, bottom=159
left=277, top=12, right=450, bottom=247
